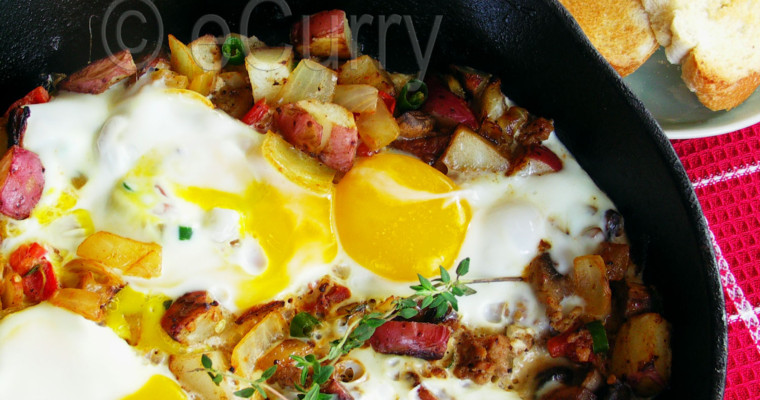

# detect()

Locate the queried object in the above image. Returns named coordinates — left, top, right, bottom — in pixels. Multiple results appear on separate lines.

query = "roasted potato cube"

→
left=509, top=145, right=563, bottom=177
left=597, top=242, right=631, bottom=281
left=439, top=125, right=510, bottom=174
left=0, top=146, right=45, bottom=220
left=262, top=132, right=336, bottom=194
left=49, top=288, right=104, bottom=322
left=295, top=100, right=358, bottom=172
left=274, top=103, right=325, bottom=154
left=188, top=34, right=222, bottom=73
left=151, top=69, right=189, bottom=89
left=338, top=55, right=396, bottom=96
left=231, top=310, right=288, bottom=379
left=59, top=50, right=137, bottom=94
left=169, top=34, right=203, bottom=81
left=291, top=9, right=354, bottom=59
left=356, top=98, right=400, bottom=151
left=422, top=78, right=478, bottom=132
left=76, top=231, right=162, bottom=278
left=255, top=339, right=313, bottom=387
left=245, top=47, right=294, bottom=104
left=210, top=71, right=254, bottom=119
left=161, top=291, right=229, bottom=346
left=476, top=79, right=508, bottom=122
left=572, top=255, right=612, bottom=321
left=188, top=71, right=216, bottom=96
left=451, top=65, right=491, bottom=96
left=611, top=313, right=672, bottom=397
left=170, top=351, right=236, bottom=400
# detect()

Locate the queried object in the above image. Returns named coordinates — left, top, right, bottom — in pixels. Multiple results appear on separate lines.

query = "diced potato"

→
left=231, top=310, right=288, bottom=378
left=611, top=313, right=672, bottom=397
left=0, top=146, right=45, bottom=220
left=188, top=34, right=222, bottom=73
left=356, top=98, right=400, bottom=151
left=477, top=79, right=507, bottom=121
left=49, top=288, right=104, bottom=321
left=262, top=132, right=336, bottom=194
left=59, top=50, right=137, bottom=94
left=291, top=9, right=354, bottom=59
left=169, top=34, right=203, bottom=81
left=245, top=47, right=294, bottom=104
left=296, top=100, right=358, bottom=172
left=255, top=339, right=312, bottom=387
left=161, top=291, right=229, bottom=347
left=572, top=255, right=611, bottom=320
left=274, top=103, right=325, bottom=153
left=170, top=351, right=236, bottom=400
left=338, top=55, right=396, bottom=96
left=0, top=266, right=24, bottom=309
left=188, top=71, right=216, bottom=96
left=509, top=145, right=563, bottom=177
left=60, top=258, right=123, bottom=306
left=277, top=59, right=337, bottom=104
left=76, top=231, right=162, bottom=278
left=151, top=69, right=189, bottom=89
left=451, top=65, right=491, bottom=96
left=210, top=71, right=254, bottom=119
left=439, top=125, right=509, bottom=174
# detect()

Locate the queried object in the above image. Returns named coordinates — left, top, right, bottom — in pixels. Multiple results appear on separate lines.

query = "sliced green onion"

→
left=290, top=311, right=320, bottom=337
left=222, top=36, right=246, bottom=65
left=586, top=320, right=609, bottom=353
left=178, top=226, right=193, bottom=241
left=397, top=79, right=428, bottom=112
left=122, top=182, right=134, bottom=192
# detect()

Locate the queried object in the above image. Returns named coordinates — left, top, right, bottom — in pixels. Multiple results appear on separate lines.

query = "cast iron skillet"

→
left=0, top=0, right=726, bottom=398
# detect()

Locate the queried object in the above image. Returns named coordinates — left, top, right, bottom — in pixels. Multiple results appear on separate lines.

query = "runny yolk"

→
left=335, top=153, right=471, bottom=281
left=178, top=179, right=336, bottom=310
left=121, top=375, right=187, bottom=400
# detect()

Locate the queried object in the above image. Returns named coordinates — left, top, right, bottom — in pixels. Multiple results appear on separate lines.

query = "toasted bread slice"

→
left=643, top=0, right=760, bottom=110
left=558, top=0, right=658, bottom=77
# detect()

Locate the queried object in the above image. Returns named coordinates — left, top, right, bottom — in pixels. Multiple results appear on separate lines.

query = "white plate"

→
left=623, top=49, right=760, bottom=139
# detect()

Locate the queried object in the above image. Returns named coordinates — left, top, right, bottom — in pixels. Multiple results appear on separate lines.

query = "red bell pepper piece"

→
left=9, top=242, right=58, bottom=302
left=378, top=90, right=396, bottom=115
left=242, top=99, right=270, bottom=125
left=4, top=86, right=51, bottom=118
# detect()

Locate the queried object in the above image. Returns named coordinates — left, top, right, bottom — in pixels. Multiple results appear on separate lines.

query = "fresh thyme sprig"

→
left=291, top=354, right=336, bottom=400
left=202, top=257, right=522, bottom=399
left=201, top=354, right=283, bottom=400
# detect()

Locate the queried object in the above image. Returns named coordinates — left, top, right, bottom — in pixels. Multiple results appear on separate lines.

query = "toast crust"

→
left=559, top=0, right=658, bottom=77
left=682, top=51, right=760, bottom=111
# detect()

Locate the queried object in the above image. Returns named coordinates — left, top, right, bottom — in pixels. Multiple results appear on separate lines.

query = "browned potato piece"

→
left=151, top=69, right=189, bottom=89
left=59, top=50, right=137, bottom=94
left=188, top=34, right=222, bottom=73
left=572, top=255, right=611, bottom=321
left=210, top=71, right=254, bottom=119
left=76, top=231, right=162, bottom=278
left=611, top=313, right=672, bottom=397
left=338, top=55, right=396, bottom=96
left=231, top=310, right=288, bottom=378
left=49, top=288, right=104, bottom=322
left=169, top=34, right=203, bottom=81
left=291, top=9, right=353, bottom=59
left=245, top=47, right=294, bottom=104
left=255, top=339, right=313, bottom=387
left=169, top=351, right=236, bottom=400
left=188, top=71, right=216, bottom=96
left=355, top=98, right=400, bottom=151
left=439, top=125, right=510, bottom=175
left=161, top=291, right=229, bottom=346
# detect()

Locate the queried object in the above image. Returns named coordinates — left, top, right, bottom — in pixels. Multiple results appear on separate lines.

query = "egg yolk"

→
left=121, top=375, right=187, bottom=400
left=178, top=179, right=336, bottom=309
left=335, top=153, right=471, bottom=281
left=105, top=286, right=185, bottom=355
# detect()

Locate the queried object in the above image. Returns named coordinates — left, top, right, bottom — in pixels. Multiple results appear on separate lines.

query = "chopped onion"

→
left=49, top=288, right=104, bottom=321
left=332, top=84, right=378, bottom=113
left=277, top=59, right=337, bottom=104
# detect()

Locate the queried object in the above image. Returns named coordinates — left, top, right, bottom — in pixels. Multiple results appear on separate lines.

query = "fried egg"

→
left=0, top=78, right=616, bottom=399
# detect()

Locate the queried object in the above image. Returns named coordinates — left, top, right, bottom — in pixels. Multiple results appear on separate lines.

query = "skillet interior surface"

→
left=0, top=0, right=726, bottom=398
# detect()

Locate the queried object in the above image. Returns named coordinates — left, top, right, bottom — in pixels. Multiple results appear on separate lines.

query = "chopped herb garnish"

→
left=178, top=226, right=193, bottom=240
left=122, top=182, right=134, bottom=192
left=290, top=312, right=321, bottom=338
left=586, top=320, right=609, bottom=353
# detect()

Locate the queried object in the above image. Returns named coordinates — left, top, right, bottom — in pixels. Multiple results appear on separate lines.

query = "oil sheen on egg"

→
left=2, top=77, right=620, bottom=400
left=0, top=303, right=185, bottom=400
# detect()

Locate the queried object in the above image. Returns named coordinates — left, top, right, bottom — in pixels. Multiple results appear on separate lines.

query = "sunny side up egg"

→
left=0, top=77, right=616, bottom=399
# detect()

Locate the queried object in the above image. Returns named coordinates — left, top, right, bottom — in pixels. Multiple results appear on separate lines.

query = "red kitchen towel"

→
left=672, top=124, right=760, bottom=400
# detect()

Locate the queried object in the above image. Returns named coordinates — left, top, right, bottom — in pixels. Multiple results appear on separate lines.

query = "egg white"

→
left=0, top=78, right=617, bottom=399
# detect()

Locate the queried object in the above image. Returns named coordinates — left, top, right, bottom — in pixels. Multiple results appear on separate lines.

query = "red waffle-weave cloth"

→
left=672, top=123, right=760, bottom=400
